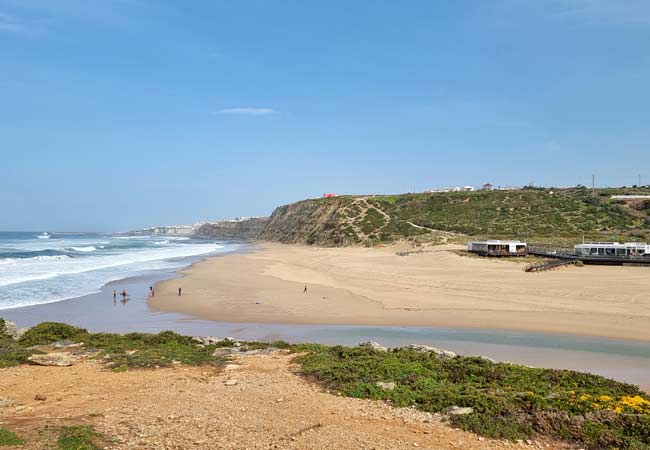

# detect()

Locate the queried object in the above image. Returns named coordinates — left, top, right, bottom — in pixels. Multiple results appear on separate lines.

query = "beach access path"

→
left=151, top=243, right=650, bottom=341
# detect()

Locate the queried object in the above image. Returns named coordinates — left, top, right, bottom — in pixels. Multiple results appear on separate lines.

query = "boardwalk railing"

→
left=524, top=259, right=576, bottom=273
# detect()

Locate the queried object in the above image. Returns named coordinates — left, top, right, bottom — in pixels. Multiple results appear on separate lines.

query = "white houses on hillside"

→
left=467, top=240, right=528, bottom=257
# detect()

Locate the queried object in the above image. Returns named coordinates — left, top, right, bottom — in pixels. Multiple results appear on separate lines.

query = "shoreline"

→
left=2, top=240, right=650, bottom=389
left=150, top=242, right=650, bottom=343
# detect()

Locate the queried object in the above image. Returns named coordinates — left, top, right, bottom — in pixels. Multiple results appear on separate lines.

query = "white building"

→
left=467, top=240, right=528, bottom=256
left=574, top=242, right=650, bottom=257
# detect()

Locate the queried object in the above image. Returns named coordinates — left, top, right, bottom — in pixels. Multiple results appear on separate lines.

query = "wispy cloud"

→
left=214, top=107, right=277, bottom=116
left=0, top=11, right=31, bottom=34
left=550, top=0, right=650, bottom=25
left=492, top=0, right=650, bottom=27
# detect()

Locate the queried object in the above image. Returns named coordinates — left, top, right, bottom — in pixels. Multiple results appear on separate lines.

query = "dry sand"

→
left=0, top=354, right=574, bottom=450
left=151, top=243, right=650, bottom=341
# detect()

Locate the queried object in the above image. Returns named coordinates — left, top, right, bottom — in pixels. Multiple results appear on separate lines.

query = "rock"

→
left=34, top=394, right=47, bottom=401
left=2, top=320, right=18, bottom=338
left=53, top=340, right=84, bottom=349
left=376, top=382, right=396, bottom=391
left=241, top=347, right=281, bottom=356
left=447, top=406, right=474, bottom=415
left=28, top=352, right=75, bottom=367
left=402, top=344, right=457, bottom=359
left=224, top=379, right=238, bottom=386
left=71, top=349, right=102, bottom=359
left=192, top=336, right=224, bottom=346
left=479, top=356, right=496, bottom=364
left=359, top=341, right=388, bottom=352
left=14, top=327, right=29, bottom=339
left=212, top=348, right=236, bottom=357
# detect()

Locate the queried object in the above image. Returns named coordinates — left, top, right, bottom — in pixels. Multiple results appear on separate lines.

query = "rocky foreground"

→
left=0, top=352, right=573, bottom=450
left=3, top=320, right=648, bottom=449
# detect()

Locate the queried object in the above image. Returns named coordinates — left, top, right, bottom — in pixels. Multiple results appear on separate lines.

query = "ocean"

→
left=0, top=231, right=237, bottom=310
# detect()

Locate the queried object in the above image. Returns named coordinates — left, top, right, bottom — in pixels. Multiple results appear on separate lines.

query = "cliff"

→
left=192, top=217, right=269, bottom=240
left=258, top=197, right=366, bottom=246
left=258, top=189, right=650, bottom=247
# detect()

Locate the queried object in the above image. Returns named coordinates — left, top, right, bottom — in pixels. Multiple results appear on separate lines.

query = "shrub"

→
left=0, top=428, right=24, bottom=446
left=18, top=322, right=88, bottom=347
left=295, top=346, right=650, bottom=449
left=56, top=426, right=101, bottom=450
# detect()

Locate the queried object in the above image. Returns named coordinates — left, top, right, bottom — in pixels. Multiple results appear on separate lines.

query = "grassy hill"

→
left=259, top=187, right=650, bottom=247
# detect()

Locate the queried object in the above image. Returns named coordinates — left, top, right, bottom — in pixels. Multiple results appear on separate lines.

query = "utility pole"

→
left=639, top=174, right=642, bottom=187
left=592, top=174, right=595, bottom=198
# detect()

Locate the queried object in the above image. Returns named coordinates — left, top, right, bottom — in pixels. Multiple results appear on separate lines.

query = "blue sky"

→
left=2, top=0, right=650, bottom=231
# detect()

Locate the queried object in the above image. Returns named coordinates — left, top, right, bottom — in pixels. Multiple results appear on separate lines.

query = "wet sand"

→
left=151, top=243, right=650, bottom=342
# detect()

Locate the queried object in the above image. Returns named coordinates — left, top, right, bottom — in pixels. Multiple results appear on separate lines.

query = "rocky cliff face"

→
left=257, top=198, right=364, bottom=246
left=192, top=217, right=269, bottom=240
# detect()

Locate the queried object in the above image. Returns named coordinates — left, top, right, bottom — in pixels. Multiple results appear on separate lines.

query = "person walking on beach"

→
left=149, top=286, right=154, bottom=297
left=113, top=290, right=117, bottom=301
left=121, top=289, right=127, bottom=299
left=178, top=287, right=182, bottom=296
left=304, top=285, right=308, bottom=294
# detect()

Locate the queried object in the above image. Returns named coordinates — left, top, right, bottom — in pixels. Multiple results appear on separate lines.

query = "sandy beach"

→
left=151, top=243, right=650, bottom=342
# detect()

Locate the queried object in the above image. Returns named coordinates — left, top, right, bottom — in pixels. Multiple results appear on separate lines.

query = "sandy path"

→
left=150, top=243, right=650, bottom=341
left=0, top=355, right=574, bottom=450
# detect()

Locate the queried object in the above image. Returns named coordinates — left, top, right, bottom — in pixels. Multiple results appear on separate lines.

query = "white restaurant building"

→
left=574, top=242, right=650, bottom=257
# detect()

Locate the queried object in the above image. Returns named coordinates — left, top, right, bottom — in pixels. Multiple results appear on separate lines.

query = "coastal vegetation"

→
left=2, top=320, right=650, bottom=448
left=55, top=426, right=103, bottom=450
left=259, top=187, right=650, bottom=247
left=0, top=428, right=24, bottom=446
left=3, top=322, right=225, bottom=371
left=297, top=345, right=650, bottom=449
left=0, top=318, right=31, bottom=368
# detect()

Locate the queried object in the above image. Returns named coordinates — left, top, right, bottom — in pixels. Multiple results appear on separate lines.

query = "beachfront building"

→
left=574, top=242, right=650, bottom=257
left=482, top=183, right=495, bottom=191
left=467, top=240, right=528, bottom=256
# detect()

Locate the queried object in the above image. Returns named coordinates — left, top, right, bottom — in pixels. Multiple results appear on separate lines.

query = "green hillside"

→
left=259, top=187, right=650, bottom=247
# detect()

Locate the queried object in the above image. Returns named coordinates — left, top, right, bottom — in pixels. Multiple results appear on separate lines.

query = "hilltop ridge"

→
left=259, top=187, right=650, bottom=247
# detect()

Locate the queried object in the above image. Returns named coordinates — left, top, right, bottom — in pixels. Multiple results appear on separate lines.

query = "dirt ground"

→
left=0, top=354, right=576, bottom=450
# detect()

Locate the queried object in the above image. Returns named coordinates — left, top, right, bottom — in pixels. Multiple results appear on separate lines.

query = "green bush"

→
left=18, top=322, right=88, bottom=346
left=295, top=346, right=650, bottom=448
left=0, top=428, right=24, bottom=446
left=56, top=426, right=101, bottom=450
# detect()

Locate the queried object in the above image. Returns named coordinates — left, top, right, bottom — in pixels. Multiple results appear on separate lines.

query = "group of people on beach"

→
left=112, top=289, right=129, bottom=304
left=112, top=285, right=182, bottom=304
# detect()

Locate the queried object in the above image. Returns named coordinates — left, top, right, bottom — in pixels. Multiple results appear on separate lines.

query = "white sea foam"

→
left=0, top=237, right=234, bottom=310
left=68, top=246, right=97, bottom=252
left=0, top=255, right=70, bottom=265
